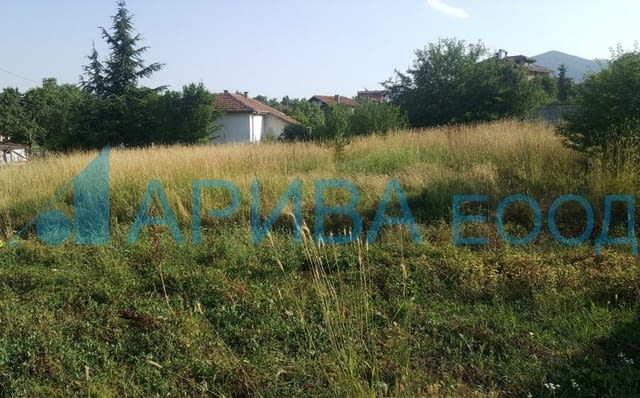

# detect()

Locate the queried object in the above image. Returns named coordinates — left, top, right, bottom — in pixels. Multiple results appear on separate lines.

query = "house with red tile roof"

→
left=213, top=91, right=300, bottom=143
left=493, top=50, right=554, bottom=79
left=356, top=90, right=391, bottom=103
left=309, top=95, right=359, bottom=109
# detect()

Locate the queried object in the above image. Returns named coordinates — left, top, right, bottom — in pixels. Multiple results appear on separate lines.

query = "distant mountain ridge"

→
left=532, top=51, right=607, bottom=82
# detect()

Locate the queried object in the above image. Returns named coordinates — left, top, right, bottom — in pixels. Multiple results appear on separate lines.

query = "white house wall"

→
left=250, top=114, right=264, bottom=142
left=213, top=114, right=251, bottom=143
left=264, top=115, right=289, bottom=139
left=213, top=113, right=292, bottom=144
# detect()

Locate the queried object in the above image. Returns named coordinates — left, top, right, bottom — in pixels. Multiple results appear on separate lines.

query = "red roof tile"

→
left=213, top=92, right=300, bottom=125
left=310, top=95, right=359, bottom=107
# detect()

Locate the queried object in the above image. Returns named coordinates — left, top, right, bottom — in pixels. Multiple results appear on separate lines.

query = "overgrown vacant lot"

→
left=0, top=121, right=639, bottom=397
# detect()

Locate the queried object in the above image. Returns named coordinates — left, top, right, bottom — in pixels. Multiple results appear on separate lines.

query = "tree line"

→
left=248, top=96, right=408, bottom=142
left=1, top=1, right=635, bottom=165
left=260, top=38, right=579, bottom=143
left=0, top=1, right=217, bottom=151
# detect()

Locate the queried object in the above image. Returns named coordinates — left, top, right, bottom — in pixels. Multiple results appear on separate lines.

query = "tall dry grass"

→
left=3, top=119, right=637, bottom=239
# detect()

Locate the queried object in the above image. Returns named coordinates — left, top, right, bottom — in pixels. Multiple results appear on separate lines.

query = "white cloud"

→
left=426, top=0, right=470, bottom=19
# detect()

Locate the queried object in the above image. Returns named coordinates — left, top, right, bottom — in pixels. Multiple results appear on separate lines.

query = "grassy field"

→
left=0, top=120, right=639, bottom=397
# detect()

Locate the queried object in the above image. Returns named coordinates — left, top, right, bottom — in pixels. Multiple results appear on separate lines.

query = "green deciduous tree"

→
left=464, top=59, right=550, bottom=121
left=89, top=87, right=159, bottom=148
left=23, top=78, right=88, bottom=150
left=255, top=96, right=325, bottom=141
left=557, top=48, right=640, bottom=166
left=537, top=73, right=558, bottom=103
left=254, top=96, right=326, bottom=130
left=388, top=38, right=551, bottom=127
left=150, top=83, right=219, bottom=145
left=0, top=87, right=41, bottom=147
left=253, top=95, right=282, bottom=110
left=281, top=99, right=325, bottom=130
left=77, top=84, right=218, bottom=149
left=388, top=38, right=487, bottom=126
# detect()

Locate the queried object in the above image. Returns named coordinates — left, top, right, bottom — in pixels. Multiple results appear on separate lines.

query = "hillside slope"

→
left=533, top=50, right=607, bottom=81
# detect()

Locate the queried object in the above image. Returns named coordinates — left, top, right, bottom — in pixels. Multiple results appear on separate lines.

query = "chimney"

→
left=497, top=49, right=507, bottom=59
left=334, top=94, right=340, bottom=103
left=223, top=90, right=229, bottom=93
left=244, top=91, right=249, bottom=98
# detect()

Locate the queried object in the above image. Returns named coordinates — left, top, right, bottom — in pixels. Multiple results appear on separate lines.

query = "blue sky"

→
left=1, top=0, right=638, bottom=98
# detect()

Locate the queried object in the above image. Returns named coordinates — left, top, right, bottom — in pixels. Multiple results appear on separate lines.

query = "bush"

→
left=558, top=49, right=640, bottom=167
left=349, top=100, right=408, bottom=136
left=316, top=103, right=352, bottom=140
left=312, top=101, right=408, bottom=141
left=261, top=128, right=279, bottom=143
left=281, top=124, right=312, bottom=142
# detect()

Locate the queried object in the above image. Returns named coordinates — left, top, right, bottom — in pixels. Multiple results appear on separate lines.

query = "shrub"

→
left=316, top=103, right=352, bottom=140
left=281, top=124, right=313, bottom=142
left=261, top=128, right=279, bottom=143
left=558, top=49, right=640, bottom=167
left=349, top=100, right=408, bottom=136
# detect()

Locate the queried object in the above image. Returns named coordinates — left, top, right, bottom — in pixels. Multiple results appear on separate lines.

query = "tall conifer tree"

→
left=80, top=42, right=105, bottom=97
left=81, top=1, right=163, bottom=97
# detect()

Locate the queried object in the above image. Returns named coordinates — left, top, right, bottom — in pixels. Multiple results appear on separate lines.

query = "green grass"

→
left=0, top=121, right=639, bottom=396
left=0, top=228, right=638, bottom=397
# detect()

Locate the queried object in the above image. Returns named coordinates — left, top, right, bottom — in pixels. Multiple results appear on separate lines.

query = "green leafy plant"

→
left=558, top=47, right=640, bottom=169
